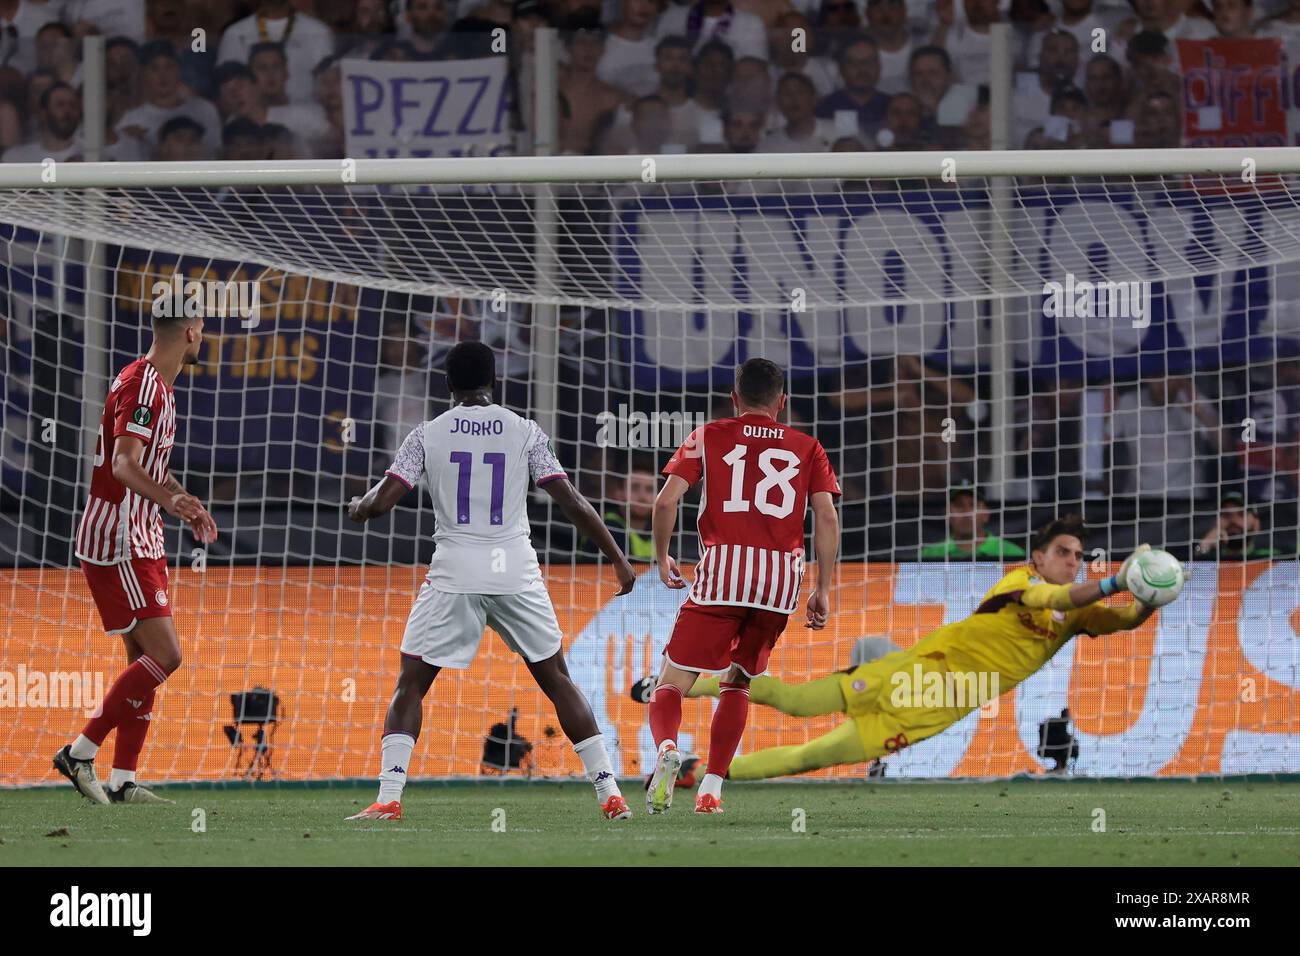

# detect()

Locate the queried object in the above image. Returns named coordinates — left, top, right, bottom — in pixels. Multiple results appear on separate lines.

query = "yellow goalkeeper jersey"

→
left=841, top=565, right=1147, bottom=725
left=925, top=565, right=1144, bottom=686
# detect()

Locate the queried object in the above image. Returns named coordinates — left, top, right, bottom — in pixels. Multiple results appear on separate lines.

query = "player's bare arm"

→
left=652, top=473, right=690, bottom=589
left=347, top=474, right=408, bottom=523
left=807, top=490, right=838, bottom=630
left=541, top=477, right=636, bottom=596
left=112, top=435, right=216, bottom=543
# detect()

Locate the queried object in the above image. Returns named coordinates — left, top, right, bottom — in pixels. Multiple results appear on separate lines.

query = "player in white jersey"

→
left=345, top=342, right=639, bottom=821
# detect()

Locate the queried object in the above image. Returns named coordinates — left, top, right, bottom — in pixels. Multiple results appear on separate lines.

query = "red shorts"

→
left=81, top=557, right=171, bottom=635
left=664, top=599, right=791, bottom=678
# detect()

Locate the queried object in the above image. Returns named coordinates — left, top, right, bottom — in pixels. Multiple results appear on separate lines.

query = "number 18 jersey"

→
left=662, top=411, right=840, bottom=614
left=385, top=404, right=567, bottom=594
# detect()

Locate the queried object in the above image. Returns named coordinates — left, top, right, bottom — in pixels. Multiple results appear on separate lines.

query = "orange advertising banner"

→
left=1, top=562, right=1297, bottom=785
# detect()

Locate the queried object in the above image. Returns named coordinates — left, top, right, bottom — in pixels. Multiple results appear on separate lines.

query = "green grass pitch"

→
left=2, top=779, right=1299, bottom=866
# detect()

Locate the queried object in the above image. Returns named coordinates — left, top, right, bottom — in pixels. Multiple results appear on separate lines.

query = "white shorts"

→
left=399, top=579, right=564, bottom=669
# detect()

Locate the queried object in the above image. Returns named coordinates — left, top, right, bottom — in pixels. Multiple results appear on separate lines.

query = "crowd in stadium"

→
left=0, top=0, right=1296, bottom=164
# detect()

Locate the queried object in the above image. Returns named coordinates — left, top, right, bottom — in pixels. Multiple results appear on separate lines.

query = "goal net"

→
left=1, top=151, right=1298, bottom=785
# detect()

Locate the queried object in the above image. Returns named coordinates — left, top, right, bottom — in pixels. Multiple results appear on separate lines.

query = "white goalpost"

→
left=2, top=149, right=1299, bottom=785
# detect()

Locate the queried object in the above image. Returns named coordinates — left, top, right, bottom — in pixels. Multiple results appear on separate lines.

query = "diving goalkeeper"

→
left=663, top=516, right=1174, bottom=780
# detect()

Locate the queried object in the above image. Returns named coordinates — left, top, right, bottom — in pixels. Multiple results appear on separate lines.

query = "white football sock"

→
left=377, top=733, right=415, bottom=804
left=573, top=734, right=620, bottom=801
left=69, top=734, right=98, bottom=761
left=698, top=773, right=724, bottom=800
left=109, top=768, right=136, bottom=790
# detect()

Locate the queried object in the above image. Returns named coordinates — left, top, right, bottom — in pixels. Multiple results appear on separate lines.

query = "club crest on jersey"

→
left=154, top=590, right=168, bottom=606
left=132, top=406, right=152, bottom=426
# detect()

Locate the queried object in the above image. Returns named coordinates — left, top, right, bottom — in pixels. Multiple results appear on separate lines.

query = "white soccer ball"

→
left=1124, top=548, right=1185, bottom=608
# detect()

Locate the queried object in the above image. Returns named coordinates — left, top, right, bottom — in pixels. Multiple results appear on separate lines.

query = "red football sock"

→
left=705, top=681, right=751, bottom=778
left=111, top=685, right=157, bottom=772
left=648, top=683, right=683, bottom=749
left=81, top=655, right=168, bottom=746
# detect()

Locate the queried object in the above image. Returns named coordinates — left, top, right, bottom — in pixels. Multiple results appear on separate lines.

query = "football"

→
left=1124, top=548, right=1186, bottom=608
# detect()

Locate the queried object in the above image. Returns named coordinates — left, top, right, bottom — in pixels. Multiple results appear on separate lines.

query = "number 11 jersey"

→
left=385, top=404, right=567, bottom=594
left=663, top=412, right=840, bottom=614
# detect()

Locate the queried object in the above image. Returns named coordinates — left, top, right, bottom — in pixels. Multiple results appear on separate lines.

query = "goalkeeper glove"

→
left=1102, top=543, right=1151, bottom=595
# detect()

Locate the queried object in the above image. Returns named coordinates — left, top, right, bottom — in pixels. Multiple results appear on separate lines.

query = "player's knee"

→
left=153, top=648, right=182, bottom=674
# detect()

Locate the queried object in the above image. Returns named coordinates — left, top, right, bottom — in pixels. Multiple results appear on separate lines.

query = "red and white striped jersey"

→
left=76, top=358, right=178, bottom=565
left=663, top=412, right=840, bottom=614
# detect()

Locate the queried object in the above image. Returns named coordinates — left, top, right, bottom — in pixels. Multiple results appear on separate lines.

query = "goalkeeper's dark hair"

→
left=445, top=341, right=496, bottom=393
left=735, top=357, right=785, bottom=408
left=1031, top=514, right=1087, bottom=554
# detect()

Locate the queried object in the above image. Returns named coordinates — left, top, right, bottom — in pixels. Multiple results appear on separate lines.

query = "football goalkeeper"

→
left=671, top=516, right=1175, bottom=780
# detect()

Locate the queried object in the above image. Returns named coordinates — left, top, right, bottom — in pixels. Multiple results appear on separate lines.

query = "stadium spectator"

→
left=814, top=0, right=863, bottom=57
left=307, top=56, right=343, bottom=157
left=217, top=0, right=335, bottom=103
left=730, top=53, right=775, bottom=116
left=920, top=483, right=1026, bottom=559
left=215, top=59, right=328, bottom=152
left=865, top=0, right=912, bottom=94
left=735, top=0, right=796, bottom=27
left=153, top=113, right=204, bottom=160
left=1211, top=0, right=1255, bottom=35
left=876, top=89, right=928, bottom=148
left=249, top=42, right=292, bottom=108
left=146, top=0, right=216, bottom=99
left=116, top=42, right=221, bottom=156
left=35, top=21, right=78, bottom=85
left=1124, top=31, right=1181, bottom=114
left=403, top=0, right=454, bottom=58
left=1081, top=54, right=1129, bottom=147
left=1, top=80, right=80, bottom=162
left=599, top=0, right=662, bottom=97
left=603, top=35, right=701, bottom=152
left=0, top=0, right=63, bottom=74
left=1109, top=374, right=1221, bottom=499
left=908, top=44, right=977, bottom=129
left=339, top=0, right=395, bottom=58
left=723, top=103, right=765, bottom=152
left=1258, top=0, right=1300, bottom=40
left=625, top=93, right=672, bottom=151
left=1013, top=28, right=1079, bottom=148
left=1234, top=357, right=1300, bottom=502
left=694, top=38, right=734, bottom=117
left=552, top=0, right=603, bottom=31
left=761, top=71, right=838, bottom=149
left=581, top=456, right=657, bottom=561
left=1195, top=491, right=1278, bottom=559
left=559, top=29, right=626, bottom=154
left=1117, top=0, right=1216, bottom=46
left=375, top=318, right=431, bottom=464
left=264, top=120, right=297, bottom=158
left=656, top=0, right=770, bottom=60
left=961, top=95, right=991, bottom=149
left=815, top=35, right=889, bottom=140
left=221, top=115, right=268, bottom=160
left=1132, top=87, right=1181, bottom=148
left=933, top=0, right=1002, bottom=86
left=103, top=36, right=141, bottom=131
left=70, top=0, right=147, bottom=43
left=1040, top=0, right=1126, bottom=59
left=768, top=11, right=838, bottom=97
